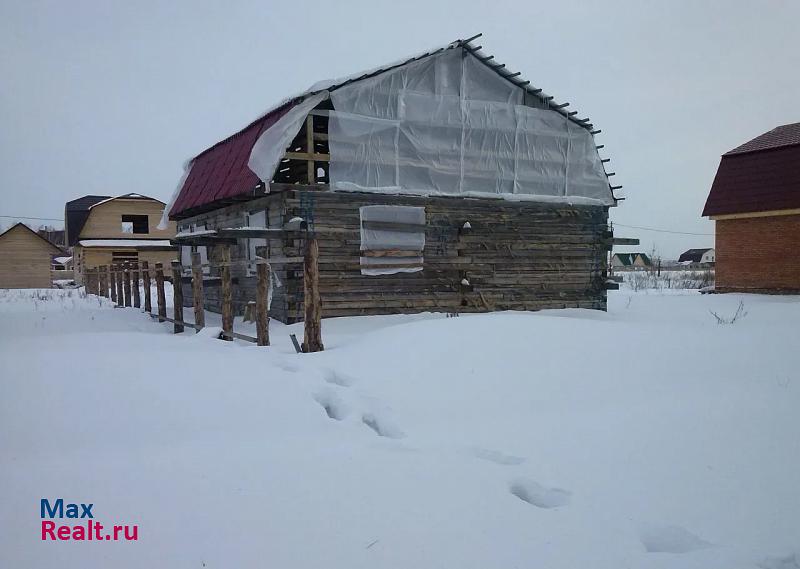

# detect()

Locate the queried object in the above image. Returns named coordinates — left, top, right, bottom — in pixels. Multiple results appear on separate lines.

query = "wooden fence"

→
left=83, top=239, right=323, bottom=352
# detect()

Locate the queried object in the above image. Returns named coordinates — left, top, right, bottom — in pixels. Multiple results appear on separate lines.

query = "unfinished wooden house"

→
left=167, top=36, right=622, bottom=323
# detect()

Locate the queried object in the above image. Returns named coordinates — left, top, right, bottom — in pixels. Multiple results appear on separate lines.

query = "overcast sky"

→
left=1, top=0, right=798, bottom=257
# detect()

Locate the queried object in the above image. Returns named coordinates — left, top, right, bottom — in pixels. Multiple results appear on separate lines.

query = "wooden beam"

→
left=132, top=265, right=141, bottom=308
left=154, top=263, right=166, bottom=323
left=361, top=220, right=426, bottom=233
left=191, top=252, right=205, bottom=332
left=611, top=237, right=640, bottom=246
left=285, top=151, right=330, bottom=162
left=142, top=261, right=152, bottom=313
left=220, top=245, right=233, bottom=341
left=306, top=115, right=315, bottom=184
left=256, top=262, right=270, bottom=346
left=171, top=261, right=184, bottom=333
left=302, top=237, right=323, bottom=353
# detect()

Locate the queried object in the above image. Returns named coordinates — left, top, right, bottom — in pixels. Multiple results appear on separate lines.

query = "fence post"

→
left=91, top=268, right=100, bottom=296
left=303, top=237, right=323, bottom=353
left=123, top=264, right=132, bottom=307
left=109, top=266, right=117, bottom=303
left=191, top=252, right=205, bottom=332
left=98, top=265, right=107, bottom=297
left=220, top=245, right=233, bottom=341
left=155, top=262, right=166, bottom=322
left=115, top=265, right=124, bottom=306
left=171, top=260, right=184, bottom=333
left=132, top=264, right=141, bottom=308
left=256, top=262, right=270, bottom=346
left=142, top=261, right=152, bottom=313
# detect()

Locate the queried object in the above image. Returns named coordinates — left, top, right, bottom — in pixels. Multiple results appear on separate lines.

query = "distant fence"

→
left=82, top=238, right=324, bottom=353
left=51, top=269, right=75, bottom=281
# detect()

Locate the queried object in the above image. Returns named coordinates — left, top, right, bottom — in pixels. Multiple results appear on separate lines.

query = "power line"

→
left=613, top=222, right=713, bottom=236
left=0, top=215, right=63, bottom=222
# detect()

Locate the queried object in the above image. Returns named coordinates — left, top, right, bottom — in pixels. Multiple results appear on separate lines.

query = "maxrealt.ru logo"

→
left=40, top=499, right=139, bottom=541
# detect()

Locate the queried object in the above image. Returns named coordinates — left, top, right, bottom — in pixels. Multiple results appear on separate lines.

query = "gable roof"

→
left=703, top=123, right=800, bottom=217
left=0, top=223, right=64, bottom=253
left=65, top=194, right=165, bottom=246
left=678, top=248, right=713, bottom=263
left=65, top=195, right=111, bottom=246
left=168, top=34, right=610, bottom=219
left=613, top=253, right=651, bottom=266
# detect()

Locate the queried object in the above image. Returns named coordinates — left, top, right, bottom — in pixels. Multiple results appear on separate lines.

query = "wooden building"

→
left=0, top=223, right=64, bottom=288
left=167, top=36, right=623, bottom=323
left=65, top=193, right=178, bottom=285
left=703, top=122, right=800, bottom=293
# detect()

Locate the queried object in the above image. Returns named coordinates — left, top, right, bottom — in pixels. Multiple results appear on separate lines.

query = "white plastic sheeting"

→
left=328, top=48, right=613, bottom=205
left=248, top=92, right=329, bottom=184
left=359, top=205, right=425, bottom=276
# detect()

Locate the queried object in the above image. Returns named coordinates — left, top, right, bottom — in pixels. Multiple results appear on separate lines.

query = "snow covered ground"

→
left=1, top=287, right=799, bottom=568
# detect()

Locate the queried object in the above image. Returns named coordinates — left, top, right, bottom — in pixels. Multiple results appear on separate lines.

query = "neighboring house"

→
left=65, top=193, right=178, bottom=285
left=0, top=223, right=64, bottom=288
left=167, top=36, right=622, bottom=323
left=703, top=122, right=800, bottom=293
left=611, top=253, right=652, bottom=270
left=678, top=248, right=715, bottom=265
left=38, top=227, right=65, bottom=248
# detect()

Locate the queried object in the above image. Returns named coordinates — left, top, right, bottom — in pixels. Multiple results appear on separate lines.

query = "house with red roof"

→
left=167, top=35, right=624, bottom=322
left=703, top=122, right=800, bottom=293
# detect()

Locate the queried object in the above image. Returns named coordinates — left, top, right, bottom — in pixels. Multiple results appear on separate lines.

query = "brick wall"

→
left=715, top=213, right=800, bottom=293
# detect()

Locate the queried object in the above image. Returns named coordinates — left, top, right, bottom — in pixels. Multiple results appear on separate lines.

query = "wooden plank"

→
left=99, top=265, right=108, bottom=298
left=302, top=237, right=323, bottom=353
left=115, top=266, right=124, bottom=306
left=155, top=263, right=167, bottom=322
left=610, top=237, right=640, bottom=246
left=256, top=262, right=270, bottom=346
left=220, top=245, right=233, bottom=341
left=191, top=252, right=205, bottom=331
left=306, top=115, right=315, bottom=183
left=171, top=261, right=184, bottom=333
left=285, top=151, right=330, bottom=162
left=123, top=266, right=132, bottom=307
left=361, top=249, right=423, bottom=258
left=142, top=261, right=152, bottom=313
left=132, top=266, right=141, bottom=308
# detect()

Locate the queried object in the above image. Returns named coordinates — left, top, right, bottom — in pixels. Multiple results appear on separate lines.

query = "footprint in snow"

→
left=509, top=478, right=571, bottom=509
left=323, top=368, right=355, bottom=387
left=639, top=524, right=712, bottom=554
left=362, top=413, right=405, bottom=439
left=313, top=391, right=348, bottom=421
left=472, top=447, right=526, bottom=466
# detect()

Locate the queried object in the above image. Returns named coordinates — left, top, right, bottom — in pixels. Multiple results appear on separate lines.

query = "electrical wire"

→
left=0, top=215, right=63, bottom=222
left=612, top=223, right=713, bottom=236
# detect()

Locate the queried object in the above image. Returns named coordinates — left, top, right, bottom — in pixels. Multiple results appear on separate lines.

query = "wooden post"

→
left=302, top=237, right=323, bottom=352
left=123, top=264, right=132, bottom=307
left=98, top=265, right=107, bottom=297
left=306, top=115, right=315, bottom=184
left=142, top=261, right=152, bottom=313
left=171, top=261, right=184, bottom=333
left=92, top=268, right=101, bottom=296
left=132, top=264, right=141, bottom=308
left=109, top=266, right=118, bottom=303
left=256, top=262, right=270, bottom=346
left=191, top=252, right=205, bottom=332
left=115, top=265, right=124, bottom=306
left=220, top=245, right=233, bottom=341
left=155, top=262, right=166, bottom=322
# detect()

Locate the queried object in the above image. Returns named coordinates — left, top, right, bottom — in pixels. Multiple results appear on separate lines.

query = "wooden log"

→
left=220, top=245, right=233, bottom=341
left=123, top=265, right=132, bottom=307
left=115, top=266, right=124, bottom=306
left=171, top=261, right=184, bottom=333
left=155, top=262, right=166, bottom=322
left=142, top=261, right=152, bottom=313
left=256, top=262, right=270, bottom=346
left=132, top=265, right=141, bottom=308
left=302, top=237, right=323, bottom=353
left=191, top=252, right=205, bottom=331
left=98, top=265, right=107, bottom=297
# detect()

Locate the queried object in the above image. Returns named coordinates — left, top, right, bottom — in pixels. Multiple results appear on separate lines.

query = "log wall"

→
left=177, top=189, right=610, bottom=323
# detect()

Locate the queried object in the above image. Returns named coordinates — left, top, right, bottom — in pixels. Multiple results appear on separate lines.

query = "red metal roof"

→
left=169, top=101, right=296, bottom=218
left=725, top=122, right=800, bottom=155
left=703, top=141, right=800, bottom=217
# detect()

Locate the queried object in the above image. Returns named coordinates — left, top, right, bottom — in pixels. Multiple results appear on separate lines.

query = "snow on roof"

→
left=78, top=239, right=174, bottom=248
left=53, top=256, right=73, bottom=264
left=88, top=193, right=164, bottom=210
